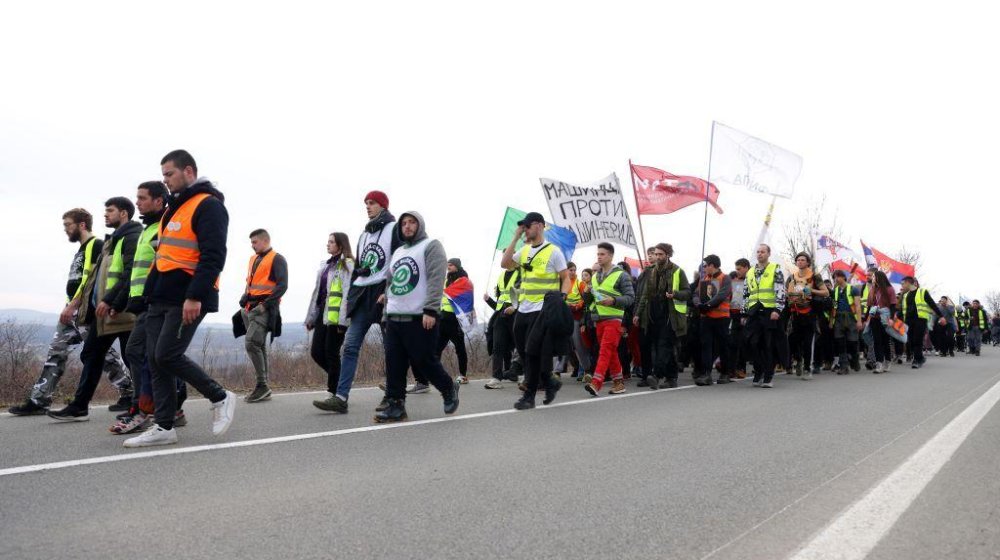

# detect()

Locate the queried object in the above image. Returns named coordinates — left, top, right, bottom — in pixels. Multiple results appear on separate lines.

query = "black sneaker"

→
left=443, top=381, right=460, bottom=415
left=502, top=362, right=523, bottom=382
left=108, top=396, right=132, bottom=412
left=375, top=397, right=391, bottom=412
left=513, top=398, right=535, bottom=410
left=666, top=378, right=679, bottom=389
left=543, top=378, right=562, bottom=405
left=648, top=376, right=660, bottom=390
left=8, top=400, right=47, bottom=416
left=245, top=384, right=272, bottom=403
left=312, top=396, right=348, bottom=414
left=716, top=375, right=732, bottom=385
left=47, top=404, right=89, bottom=422
left=374, top=399, right=407, bottom=423
left=636, top=378, right=649, bottom=387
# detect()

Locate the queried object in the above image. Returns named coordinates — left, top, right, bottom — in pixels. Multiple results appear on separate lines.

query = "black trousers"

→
left=906, top=319, right=928, bottom=365
left=744, top=311, right=778, bottom=383
left=788, top=313, right=815, bottom=370
left=435, top=312, right=468, bottom=375
left=147, top=304, right=226, bottom=430
left=647, top=319, right=678, bottom=381
left=514, top=311, right=556, bottom=401
left=385, top=318, right=454, bottom=401
left=729, top=313, right=747, bottom=373
left=773, top=313, right=791, bottom=371
left=490, top=311, right=515, bottom=378
left=71, top=326, right=131, bottom=408
left=311, top=323, right=346, bottom=394
left=700, top=317, right=730, bottom=379
left=870, top=314, right=892, bottom=363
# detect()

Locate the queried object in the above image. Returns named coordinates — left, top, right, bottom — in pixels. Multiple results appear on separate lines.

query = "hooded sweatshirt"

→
left=384, top=211, right=447, bottom=318
left=145, top=179, right=229, bottom=313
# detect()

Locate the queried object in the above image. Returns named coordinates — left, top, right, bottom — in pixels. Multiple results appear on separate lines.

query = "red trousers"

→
left=594, top=319, right=623, bottom=387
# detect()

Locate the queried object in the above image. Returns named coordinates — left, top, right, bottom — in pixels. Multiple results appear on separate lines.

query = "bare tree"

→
left=782, top=194, right=844, bottom=264
left=0, top=318, right=39, bottom=377
left=984, top=290, right=1000, bottom=317
left=895, top=245, right=922, bottom=277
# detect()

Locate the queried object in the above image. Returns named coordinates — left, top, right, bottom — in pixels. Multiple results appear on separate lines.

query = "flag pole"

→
left=627, top=160, right=649, bottom=264
left=700, top=123, right=716, bottom=260
left=483, top=208, right=512, bottom=321
left=753, top=195, right=778, bottom=254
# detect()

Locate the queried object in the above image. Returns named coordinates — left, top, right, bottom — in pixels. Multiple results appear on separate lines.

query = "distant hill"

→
left=0, top=309, right=59, bottom=325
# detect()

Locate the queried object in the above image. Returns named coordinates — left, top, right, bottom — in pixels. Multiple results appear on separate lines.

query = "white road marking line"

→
left=789, top=375, right=1000, bottom=560
left=0, top=382, right=697, bottom=477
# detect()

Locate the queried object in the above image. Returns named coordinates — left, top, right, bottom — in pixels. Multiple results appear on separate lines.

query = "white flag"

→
left=540, top=173, right=637, bottom=249
left=710, top=122, right=803, bottom=199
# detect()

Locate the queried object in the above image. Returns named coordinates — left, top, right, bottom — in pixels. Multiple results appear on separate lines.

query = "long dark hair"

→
left=330, top=232, right=353, bottom=261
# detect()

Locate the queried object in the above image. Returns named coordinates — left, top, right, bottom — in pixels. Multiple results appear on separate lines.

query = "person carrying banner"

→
left=484, top=267, right=521, bottom=389
left=743, top=244, right=786, bottom=388
left=434, top=258, right=470, bottom=384
left=376, top=212, right=459, bottom=422
left=500, top=212, right=570, bottom=410
left=308, top=232, right=354, bottom=408
left=786, top=252, right=829, bottom=380
left=239, top=229, right=287, bottom=403
left=898, top=277, right=944, bottom=368
left=966, top=299, right=989, bottom=356
left=582, top=243, right=634, bottom=396
left=693, top=254, right=732, bottom=385
left=315, top=191, right=401, bottom=414
left=634, top=243, right=689, bottom=389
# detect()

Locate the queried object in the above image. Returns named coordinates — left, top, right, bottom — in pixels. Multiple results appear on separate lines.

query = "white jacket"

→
left=305, top=257, right=354, bottom=328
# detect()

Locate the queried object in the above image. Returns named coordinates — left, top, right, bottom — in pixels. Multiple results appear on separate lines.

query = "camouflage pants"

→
left=29, top=321, right=132, bottom=407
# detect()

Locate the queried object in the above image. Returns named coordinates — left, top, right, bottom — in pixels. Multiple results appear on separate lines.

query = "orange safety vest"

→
left=245, top=250, right=279, bottom=299
left=701, top=273, right=731, bottom=319
left=155, top=193, right=220, bottom=289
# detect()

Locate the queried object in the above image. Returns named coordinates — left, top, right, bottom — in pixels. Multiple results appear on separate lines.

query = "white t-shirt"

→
left=513, top=242, right=567, bottom=314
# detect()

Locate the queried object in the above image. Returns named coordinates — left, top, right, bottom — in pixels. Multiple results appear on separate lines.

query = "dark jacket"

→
left=127, top=210, right=164, bottom=315
left=145, top=180, right=229, bottom=313
left=636, top=261, right=690, bottom=336
left=526, top=292, right=573, bottom=364
left=102, top=221, right=143, bottom=313
left=346, top=209, right=403, bottom=319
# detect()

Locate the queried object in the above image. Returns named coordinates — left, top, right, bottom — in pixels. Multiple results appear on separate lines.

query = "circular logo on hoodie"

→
left=361, top=243, right=387, bottom=274
left=390, top=257, right=420, bottom=296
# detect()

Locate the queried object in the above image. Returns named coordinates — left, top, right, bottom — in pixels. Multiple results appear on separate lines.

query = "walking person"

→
left=483, top=266, right=520, bottom=389
left=48, top=197, right=140, bottom=421
left=743, top=244, right=786, bottom=388
left=583, top=243, right=635, bottom=396
left=8, top=209, right=130, bottom=416
left=786, top=252, right=829, bottom=380
left=634, top=243, right=689, bottom=390
left=308, top=233, right=354, bottom=409
left=693, top=254, right=732, bottom=385
left=898, top=277, right=944, bottom=369
left=956, top=303, right=969, bottom=353
left=966, top=299, right=989, bottom=356
left=500, top=212, right=570, bottom=410
left=830, top=271, right=863, bottom=375
left=434, top=258, right=471, bottom=385
left=239, top=229, right=288, bottom=402
left=865, top=270, right=897, bottom=374
left=991, top=313, right=1000, bottom=347
left=375, top=212, right=459, bottom=422
left=729, top=259, right=751, bottom=379
left=933, top=296, right=957, bottom=357
left=123, top=149, right=236, bottom=447
left=314, top=191, right=401, bottom=414
left=564, top=262, right=592, bottom=378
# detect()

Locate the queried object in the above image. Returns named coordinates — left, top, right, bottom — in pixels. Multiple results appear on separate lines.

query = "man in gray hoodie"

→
left=375, top=212, right=459, bottom=423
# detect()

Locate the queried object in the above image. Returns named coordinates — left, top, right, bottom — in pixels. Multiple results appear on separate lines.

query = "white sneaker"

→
left=456, top=376, right=469, bottom=385
left=210, top=390, right=237, bottom=436
left=762, top=382, right=774, bottom=388
left=484, top=378, right=504, bottom=389
left=874, top=362, right=884, bottom=373
left=406, top=383, right=430, bottom=394
left=123, top=424, right=178, bottom=448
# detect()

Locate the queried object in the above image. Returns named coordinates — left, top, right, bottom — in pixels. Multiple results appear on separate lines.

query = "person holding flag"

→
left=500, top=212, right=570, bottom=410
left=435, top=258, right=472, bottom=384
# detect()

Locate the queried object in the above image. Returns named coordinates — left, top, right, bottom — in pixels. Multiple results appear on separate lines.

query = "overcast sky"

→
left=3, top=1, right=997, bottom=324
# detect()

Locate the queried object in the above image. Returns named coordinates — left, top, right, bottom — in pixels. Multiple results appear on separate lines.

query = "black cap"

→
left=517, top=212, right=545, bottom=227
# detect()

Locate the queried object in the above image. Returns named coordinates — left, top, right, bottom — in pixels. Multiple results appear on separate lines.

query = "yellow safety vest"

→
left=592, top=269, right=625, bottom=320
left=746, top=263, right=779, bottom=309
left=518, top=244, right=560, bottom=304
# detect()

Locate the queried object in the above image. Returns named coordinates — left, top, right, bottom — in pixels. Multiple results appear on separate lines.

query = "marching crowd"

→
left=7, top=149, right=997, bottom=448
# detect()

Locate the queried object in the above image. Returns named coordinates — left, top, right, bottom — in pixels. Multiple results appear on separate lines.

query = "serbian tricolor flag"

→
left=630, top=160, right=723, bottom=215
left=623, top=257, right=648, bottom=277
left=861, top=240, right=915, bottom=290
left=445, top=277, right=476, bottom=329
left=816, top=235, right=867, bottom=282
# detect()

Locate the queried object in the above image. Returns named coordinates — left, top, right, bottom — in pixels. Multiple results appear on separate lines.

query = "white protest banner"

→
left=540, top=173, right=637, bottom=249
left=710, top=122, right=803, bottom=199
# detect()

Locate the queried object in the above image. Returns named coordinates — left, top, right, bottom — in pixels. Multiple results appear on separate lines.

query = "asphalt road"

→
left=2, top=351, right=999, bottom=560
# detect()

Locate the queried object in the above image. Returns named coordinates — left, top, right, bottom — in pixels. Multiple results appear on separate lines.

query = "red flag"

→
left=630, top=161, right=723, bottom=215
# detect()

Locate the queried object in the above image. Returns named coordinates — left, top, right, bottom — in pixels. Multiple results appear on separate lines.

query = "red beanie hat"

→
left=364, top=190, right=389, bottom=209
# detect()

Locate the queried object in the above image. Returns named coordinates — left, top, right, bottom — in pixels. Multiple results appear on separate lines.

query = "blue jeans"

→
left=337, top=303, right=384, bottom=400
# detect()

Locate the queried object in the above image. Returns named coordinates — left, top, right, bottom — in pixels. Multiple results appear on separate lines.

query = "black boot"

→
left=374, top=399, right=407, bottom=423
left=543, top=378, right=562, bottom=405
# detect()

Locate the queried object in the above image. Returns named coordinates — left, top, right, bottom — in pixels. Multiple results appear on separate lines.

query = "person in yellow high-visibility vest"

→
left=742, top=244, right=787, bottom=388
left=584, top=243, right=635, bottom=397
left=898, top=276, right=945, bottom=368
left=500, top=212, right=571, bottom=410
left=308, top=232, right=354, bottom=410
